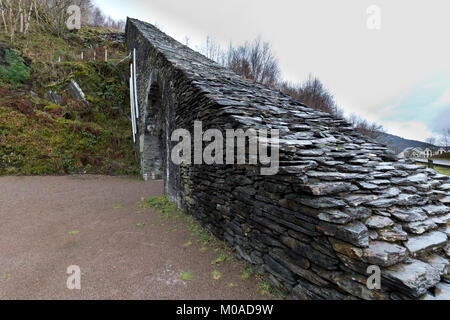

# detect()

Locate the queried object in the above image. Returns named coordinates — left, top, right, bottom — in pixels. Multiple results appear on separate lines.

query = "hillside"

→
left=375, top=132, right=436, bottom=153
left=0, top=28, right=138, bottom=175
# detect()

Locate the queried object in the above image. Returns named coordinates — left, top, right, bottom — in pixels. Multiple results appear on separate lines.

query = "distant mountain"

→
left=376, top=132, right=435, bottom=153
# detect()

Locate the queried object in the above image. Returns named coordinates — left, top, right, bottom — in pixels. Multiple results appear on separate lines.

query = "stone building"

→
left=125, top=18, right=450, bottom=300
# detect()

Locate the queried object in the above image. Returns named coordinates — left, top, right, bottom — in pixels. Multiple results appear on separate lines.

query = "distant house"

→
left=399, top=147, right=422, bottom=158
left=400, top=146, right=449, bottom=159
left=424, top=148, right=433, bottom=158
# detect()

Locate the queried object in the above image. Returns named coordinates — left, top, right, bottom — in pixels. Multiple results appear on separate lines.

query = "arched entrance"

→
left=141, top=80, right=181, bottom=206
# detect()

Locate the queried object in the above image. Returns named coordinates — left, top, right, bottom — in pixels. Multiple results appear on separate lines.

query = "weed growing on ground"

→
left=241, top=267, right=253, bottom=280
left=211, top=251, right=231, bottom=266
left=179, top=272, right=193, bottom=281
left=259, top=282, right=271, bottom=296
left=211, top=270, right=222, bottom=281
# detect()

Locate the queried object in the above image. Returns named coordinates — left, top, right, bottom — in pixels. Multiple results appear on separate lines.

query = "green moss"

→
left=43, top=104, right=63, bottom=111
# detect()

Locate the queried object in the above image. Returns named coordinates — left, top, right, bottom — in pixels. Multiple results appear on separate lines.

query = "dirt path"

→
left=0, top=176, right=267, bottom=300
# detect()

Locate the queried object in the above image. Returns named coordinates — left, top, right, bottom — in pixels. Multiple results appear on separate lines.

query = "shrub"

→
left=433, top=152, right=450, bottom=160
left=0, top=49, right=30, bottom=85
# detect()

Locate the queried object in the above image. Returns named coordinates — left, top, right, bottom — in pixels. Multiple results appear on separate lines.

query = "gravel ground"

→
left=0, top=176, right=268, bottom=300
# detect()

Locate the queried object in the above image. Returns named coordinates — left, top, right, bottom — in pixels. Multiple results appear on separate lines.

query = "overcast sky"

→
left=94, top=0, right=450, bottom=143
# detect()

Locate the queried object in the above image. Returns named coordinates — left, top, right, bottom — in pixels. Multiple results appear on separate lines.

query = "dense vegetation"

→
left=0, top=27, right=139, bottom=175
left=433, top=153, right=450, bottom=160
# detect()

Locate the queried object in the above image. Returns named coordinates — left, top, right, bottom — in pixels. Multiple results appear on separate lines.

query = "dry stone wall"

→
left=126, top=18, right=450, bottom=300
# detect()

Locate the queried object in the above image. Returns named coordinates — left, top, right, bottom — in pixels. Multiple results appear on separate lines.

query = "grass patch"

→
left=137, top=196, right=177, bottom=212
left=435, top=166, right=450, bottom=176
left=211, top=251, right=231, bottom=266
left=259, top=282, right=272, bottom=296
left=69, top=230, right=79, bottom=235
left=211, top=270, right=222, bottom=281
left=179, top=272, right=193, bottom=281
left=136, top=222, right=145, bottom=228
left=241, top=267, right=253, bottom=280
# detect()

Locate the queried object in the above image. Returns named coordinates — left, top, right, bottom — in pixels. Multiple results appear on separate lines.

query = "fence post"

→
left=428, top=159, right=434, bottom=169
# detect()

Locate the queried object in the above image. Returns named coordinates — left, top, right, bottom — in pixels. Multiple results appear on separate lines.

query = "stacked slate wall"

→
left=126, top=18, right=450, bottom=300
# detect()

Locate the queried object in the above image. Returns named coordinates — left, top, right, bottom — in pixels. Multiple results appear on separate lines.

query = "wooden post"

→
left=105, top=49, right=108, bottom=62
left=428, top=159, right=434, bottom=169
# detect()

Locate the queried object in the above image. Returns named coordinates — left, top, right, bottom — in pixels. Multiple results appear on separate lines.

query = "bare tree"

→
left=91, top=6, right=104, bottom=27
left=0, top=0, right=40, bottom=40
left=0, top=0, right=8, bottom=33
left=280, top=75, right=343, bottom=118
left=199, top=36, right=280, bottom=87
left=426, top=137, right=437, bottom=146
left=441, top=128, right=450, bottom=148
left=347, top=114, right=384, bottom=139
left=0, top=0, right=88, bottom=37
left=225, top=38, right=280, bottom=87
left=199, top=35, right=224, bottom=64
left=0, top=0, right=125, bottom=39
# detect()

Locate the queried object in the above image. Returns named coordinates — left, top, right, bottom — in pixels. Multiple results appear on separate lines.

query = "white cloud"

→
left=383, top=121, right=435, bottom=142
left=432, top=107, right=450, bottom=133
left=436, top=88, right=450, bottom=106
